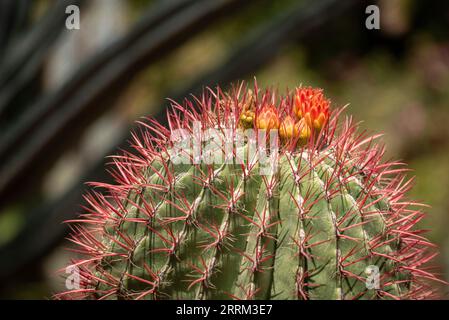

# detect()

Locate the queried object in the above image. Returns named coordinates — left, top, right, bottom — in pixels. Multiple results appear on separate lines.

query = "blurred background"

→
left=0, top=0, right=448, bottom=299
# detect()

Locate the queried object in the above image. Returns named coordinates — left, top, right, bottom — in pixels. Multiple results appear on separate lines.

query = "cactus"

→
left=57, top=82, right=444, bottom=300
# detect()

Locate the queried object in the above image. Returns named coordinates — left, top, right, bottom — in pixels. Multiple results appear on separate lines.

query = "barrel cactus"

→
left=57, top=82, right=445, bottom=300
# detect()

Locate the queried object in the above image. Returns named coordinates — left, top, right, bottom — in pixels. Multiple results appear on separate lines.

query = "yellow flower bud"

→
left=256, top=105, right=280, bottom=132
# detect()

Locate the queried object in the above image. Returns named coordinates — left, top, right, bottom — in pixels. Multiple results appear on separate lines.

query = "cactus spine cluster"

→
left=58, top=82, right=444, bottom=300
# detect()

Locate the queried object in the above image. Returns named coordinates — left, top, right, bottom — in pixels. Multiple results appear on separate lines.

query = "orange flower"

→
left=280, top=116, right=312, bottom=146
left=293, top=87, right=330, bottom=130
left=295, top=118, right=311, bottom=142
left=279, top=115, right=296, bottom=140
left=256, top=105, right=280, bottom=131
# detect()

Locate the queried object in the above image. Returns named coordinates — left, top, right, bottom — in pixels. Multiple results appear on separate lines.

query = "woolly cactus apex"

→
left=57, top=81, right=445, bottom=300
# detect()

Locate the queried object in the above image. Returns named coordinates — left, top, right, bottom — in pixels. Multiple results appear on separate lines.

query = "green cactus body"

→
left=58, top=83, right=443, bottom=300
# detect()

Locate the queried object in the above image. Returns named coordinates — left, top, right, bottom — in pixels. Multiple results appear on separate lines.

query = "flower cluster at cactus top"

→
left=167, top=85, right=333, bottom=174
left=240, top=86, right=330, bottom=145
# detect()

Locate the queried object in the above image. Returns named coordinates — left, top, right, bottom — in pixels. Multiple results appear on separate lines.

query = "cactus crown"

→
left=57, top=81, right=444, bottom=300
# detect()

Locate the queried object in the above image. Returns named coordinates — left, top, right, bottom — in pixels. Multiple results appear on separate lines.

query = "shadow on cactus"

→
left=56, top=81, right=446, bottom=300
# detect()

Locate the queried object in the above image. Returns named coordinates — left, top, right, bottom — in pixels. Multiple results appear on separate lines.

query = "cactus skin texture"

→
left=57, top=82, right=445, bottom=300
